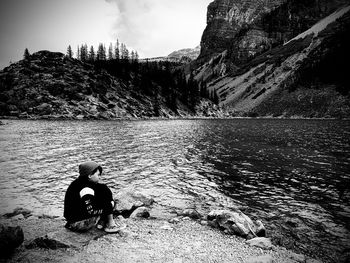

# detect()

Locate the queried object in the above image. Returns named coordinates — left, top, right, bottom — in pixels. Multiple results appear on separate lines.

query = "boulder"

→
left=10, top=214, right=25, bottom=220
left=26, top=227, right=105, bottom=250
left=180, top=209, right=202, bottom=220
left=35, top=103, right=53, bottom=115
left=114, top=189, right=154, bottom=217
left=246, top=237, right=273, bottom=250
left=130, top=207, right=150, bottom=218
left=4, top=207, right=32, bottom=218
left=207, top=210, right=266, bottom=239
left=0, top=224, right=24, bottom=252
left=246, top=255, right=274, bottom=263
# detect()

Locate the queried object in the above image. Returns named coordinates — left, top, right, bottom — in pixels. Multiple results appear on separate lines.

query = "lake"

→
left=0, top=119, right=349, bottom=262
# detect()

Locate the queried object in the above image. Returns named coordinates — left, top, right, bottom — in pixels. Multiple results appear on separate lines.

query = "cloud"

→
left=104, top=0, right=212, bottom=57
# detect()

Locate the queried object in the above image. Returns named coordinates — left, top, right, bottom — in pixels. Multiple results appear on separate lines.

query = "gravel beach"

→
left=0, top=216, right=319, bottom=263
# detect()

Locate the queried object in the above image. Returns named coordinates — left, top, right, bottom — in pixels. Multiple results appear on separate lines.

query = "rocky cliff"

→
left=199, top=0, right=348, bottom=64
left=194, top=0, right=350, bottom=118
left=199, top=0, right=286, bottom=61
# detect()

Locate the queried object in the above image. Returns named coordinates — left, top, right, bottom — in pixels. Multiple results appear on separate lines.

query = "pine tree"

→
left=124, top=46, right=129, bottom=60
left=120, top=43, right=129, bottom=60
left=23, top=48, right=30, bottom=60
left=96, top=43, right=106, bottom=61
left=80, top=44, right=88, bottom=61
left=77, top=46, right=80, bottom=60
left=89, top=46, right=95, bottom=61
left=131, top=51, right=135, bottom=62
left=115, top=40, right=120, bottom=60
left=108, top=43, right=113, bottom=60
left=66, top=45, right=73, bottom=58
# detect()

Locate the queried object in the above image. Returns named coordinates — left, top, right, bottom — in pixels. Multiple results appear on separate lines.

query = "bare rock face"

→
left=199, top=0, right=349, bottom=64
left=199, top=0, right=286, bottom=61
left=194, top=0, right=350, bottom=118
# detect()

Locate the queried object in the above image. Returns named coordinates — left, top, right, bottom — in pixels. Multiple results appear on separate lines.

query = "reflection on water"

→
left=0, top=119, right=349, bottom=262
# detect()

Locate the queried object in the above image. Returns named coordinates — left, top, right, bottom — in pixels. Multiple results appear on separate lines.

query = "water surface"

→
left=0, top=119, right=349, bottom=262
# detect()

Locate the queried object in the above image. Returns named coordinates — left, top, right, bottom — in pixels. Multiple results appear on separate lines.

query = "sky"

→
left=0, top=0, right=212, bottom=69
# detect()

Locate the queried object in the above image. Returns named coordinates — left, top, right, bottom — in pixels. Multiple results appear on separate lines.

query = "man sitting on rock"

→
left=64, top=161, right=125, bottom=233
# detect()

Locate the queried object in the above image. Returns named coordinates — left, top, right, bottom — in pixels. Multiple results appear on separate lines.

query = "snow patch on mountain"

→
left=284, top=5, right=350, bottom=45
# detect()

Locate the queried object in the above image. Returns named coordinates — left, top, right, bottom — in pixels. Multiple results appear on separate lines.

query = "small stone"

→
left=255, top=220, right=266, bottom=237
left=246, top=237, right=273, bottom=250
left=246, top=255, right=274, bottom=263
left=4, top=207, right=32, bottom=218
left=130, top=207, right=150, bottom=218
left=180, top=209, right=202, bottom=219
left=116, top=215, right=125, bottom=220
left=26, top=215, right=38, bottom=220
left=11, top=214, right=25, bottom=220
left=200, top=220, right=208, bottom=226
left=160, top=224, right=173, bottom=231
left=169, top=218, right=181, bottom=224
left=133, top=201, right=144, bottom=208
left=182, top=217, right=191, bottom=221
left=118, top=229, right=131, bottom=238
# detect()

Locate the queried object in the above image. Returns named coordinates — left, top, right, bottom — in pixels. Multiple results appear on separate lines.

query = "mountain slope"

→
left=193, top=1, right=350, bottom=118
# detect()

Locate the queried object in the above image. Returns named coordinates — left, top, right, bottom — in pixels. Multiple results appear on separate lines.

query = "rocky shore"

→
left=0, top=190, right=324, bottom=263
left=1, top=213, right=323, bottom=263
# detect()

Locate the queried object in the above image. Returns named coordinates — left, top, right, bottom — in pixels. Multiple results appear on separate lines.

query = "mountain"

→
left=139, top=46, right=200, bottom=64
left=167, top=46, right=201, bottom=61
left=193, top=0, right=350, bottom=118
left=0, top=51, right=221, bottom=119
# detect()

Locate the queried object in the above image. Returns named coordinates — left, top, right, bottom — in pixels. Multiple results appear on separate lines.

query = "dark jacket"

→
left=63, top=177, right=104, bottom=223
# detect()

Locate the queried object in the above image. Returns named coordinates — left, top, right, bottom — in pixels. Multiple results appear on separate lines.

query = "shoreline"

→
left=0, top=215, right=324, bottom=263
left=1, top=115, right=347, bottom=122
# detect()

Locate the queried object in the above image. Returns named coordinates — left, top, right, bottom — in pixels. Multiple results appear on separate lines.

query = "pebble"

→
left=169, top=218, right=180, bottom=224
left=11, top=214, right=25, bottom=220
left=160, top=224, right=174, bottom=231
left=200, top=220, right=208, bottom=226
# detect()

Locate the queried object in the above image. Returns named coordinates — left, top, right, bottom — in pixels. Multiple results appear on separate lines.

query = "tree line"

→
left=65, top=41, right=219, bottom=113
left=22, top=41, right=219, bottom=116
left=66, top=41, right=139, bottom=63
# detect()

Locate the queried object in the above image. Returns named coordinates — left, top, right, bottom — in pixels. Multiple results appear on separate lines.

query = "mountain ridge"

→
left=192, top=0, right=350, bottom=118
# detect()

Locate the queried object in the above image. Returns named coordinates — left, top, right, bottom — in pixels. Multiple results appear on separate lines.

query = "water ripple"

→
left=0, top=119, right=349, bottom=261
